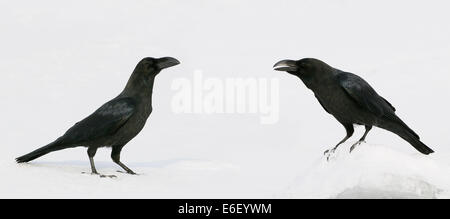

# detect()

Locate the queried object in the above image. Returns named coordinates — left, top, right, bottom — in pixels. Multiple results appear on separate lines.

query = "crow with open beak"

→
left=274, top=58, right=434, bottom=159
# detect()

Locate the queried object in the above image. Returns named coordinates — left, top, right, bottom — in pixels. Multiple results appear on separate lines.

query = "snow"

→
left=283, top=144, right=450, bottom=199
left=1, top=0, right=450, bottom=198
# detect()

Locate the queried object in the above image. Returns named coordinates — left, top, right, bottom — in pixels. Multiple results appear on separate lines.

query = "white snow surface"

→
left=1, top=0, right=450, bottom=198
left=284, top=145, right=450, bottom=199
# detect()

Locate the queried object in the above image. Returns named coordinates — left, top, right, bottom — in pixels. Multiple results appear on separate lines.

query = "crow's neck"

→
left=298, top=75, right=316, bottom=90
left=121, top=72, right=157, bottom=104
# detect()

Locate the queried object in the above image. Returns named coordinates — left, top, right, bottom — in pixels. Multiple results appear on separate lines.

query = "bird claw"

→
left=99, top=174, right=117, bottom=178
left=349, top=141, right=365, bottom=153
left=324, top=148, right=337, bottom=161
left=324, top=148, right=334, bottom=155
left=116, top=170, right=139, bottom=175
left=82, top=171, right=117, bottom=178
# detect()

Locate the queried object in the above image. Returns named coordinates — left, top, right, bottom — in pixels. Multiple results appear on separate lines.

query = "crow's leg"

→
left=324, top=124, right=354, bottom=160
left=87, top=147, right=99, bottom=174
left=111, top=145, right=136, bottom=175
left=350, top=125, right=372, bottom=153
left=86, top=147, right=116, bottom=178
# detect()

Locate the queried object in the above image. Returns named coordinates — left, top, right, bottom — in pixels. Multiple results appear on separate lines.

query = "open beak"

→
left=157, top=57, right=180, bottom=69
left=273, top=60, right=298, bottom=72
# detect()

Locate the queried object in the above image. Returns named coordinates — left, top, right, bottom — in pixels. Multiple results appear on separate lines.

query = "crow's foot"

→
left=350, top=141, right=365, bottom=153
left=116, top=170, right=138, bottom=175
left=324, top=148, right=337, bottom=161
left=82, top=171, right=117, bottom=178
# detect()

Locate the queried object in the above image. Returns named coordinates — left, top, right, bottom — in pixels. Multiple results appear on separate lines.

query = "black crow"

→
left=16, top=57, right=180, bottom=177
left=274, top=58, right=434, bottom=158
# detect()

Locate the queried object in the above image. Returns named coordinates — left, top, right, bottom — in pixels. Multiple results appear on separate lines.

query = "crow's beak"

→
left=157, top=57, right=180, bottom=69
left=273, top=60, right=298, bottom=72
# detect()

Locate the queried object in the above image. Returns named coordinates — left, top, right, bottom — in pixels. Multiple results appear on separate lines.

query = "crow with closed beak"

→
left=274, top=58, right=434, bottom=158
left=16, top=57, right=180, bottom=177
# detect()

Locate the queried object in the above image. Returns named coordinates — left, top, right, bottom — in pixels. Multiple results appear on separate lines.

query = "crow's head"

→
left=273, top=58, right=327, bottom=77
left=136, top=57, right=180, bottom=76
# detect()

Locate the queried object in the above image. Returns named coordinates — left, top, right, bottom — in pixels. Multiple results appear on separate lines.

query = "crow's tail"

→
left=379, top=115, right=434, bottom=155
left=16, top=139, right=67, bottom=163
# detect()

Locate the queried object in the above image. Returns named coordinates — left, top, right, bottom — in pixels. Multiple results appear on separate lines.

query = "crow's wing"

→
left=337, top=72, right=420, bottom=139
left=337, top=72, right=396, bottom=117
left=380, top=96, right=396, bottom=112
left=61, top=97, right=136, bottom=144
left=314, top=94, right=331, bottom=114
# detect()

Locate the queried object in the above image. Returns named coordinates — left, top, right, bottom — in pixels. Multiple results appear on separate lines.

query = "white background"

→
left=0, top=0, right=449, bottom=198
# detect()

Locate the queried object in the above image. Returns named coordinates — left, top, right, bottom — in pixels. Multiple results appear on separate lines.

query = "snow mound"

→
left=283, top=144, right=450, bottom=199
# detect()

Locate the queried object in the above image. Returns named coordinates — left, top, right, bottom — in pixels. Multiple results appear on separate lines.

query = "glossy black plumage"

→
left=16, top=57, right=180, bottom=176
left=274, top=58, right=434, bottom=156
